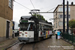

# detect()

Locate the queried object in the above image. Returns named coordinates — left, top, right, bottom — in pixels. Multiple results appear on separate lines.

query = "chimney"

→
left=71, top=2, right=73, bottom=5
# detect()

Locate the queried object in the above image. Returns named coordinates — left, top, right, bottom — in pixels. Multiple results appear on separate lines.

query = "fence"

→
left=61, top=33, right=75, bottom=45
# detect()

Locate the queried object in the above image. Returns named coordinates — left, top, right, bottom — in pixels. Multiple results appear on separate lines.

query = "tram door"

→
left=34, top=23, right=39, bottom=41
left=29, top=16, right=39, bottom=41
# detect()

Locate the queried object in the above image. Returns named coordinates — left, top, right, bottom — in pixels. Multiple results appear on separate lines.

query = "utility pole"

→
left=67, top=1, right=69, bottom=34
left=63, top=0, right=65, bottom=33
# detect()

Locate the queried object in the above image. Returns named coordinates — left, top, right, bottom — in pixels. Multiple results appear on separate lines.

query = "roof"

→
left=21, top=16, right=31, bottom=20
left=21, top=16, right=31, bottom=18
left=53, top=5, right=75, bottom=12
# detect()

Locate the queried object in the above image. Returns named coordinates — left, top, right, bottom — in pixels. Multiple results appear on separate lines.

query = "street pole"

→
left=67, top=1, right=69, bottom=34
left=63, top=0, right=65, bottom=33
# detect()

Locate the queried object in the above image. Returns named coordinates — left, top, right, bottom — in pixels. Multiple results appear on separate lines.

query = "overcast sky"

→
left=13, top=0, right=75, bottom=24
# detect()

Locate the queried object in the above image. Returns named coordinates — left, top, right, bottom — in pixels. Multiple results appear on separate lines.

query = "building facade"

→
left=53, top=3, right=75, bottom=32
left=0, top=0, right=13, bottom=41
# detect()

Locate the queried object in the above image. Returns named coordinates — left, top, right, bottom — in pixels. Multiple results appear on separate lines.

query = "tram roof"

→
left=20, top=16, right=52, bottom=26
left=21, top=16, right=31, bottom=20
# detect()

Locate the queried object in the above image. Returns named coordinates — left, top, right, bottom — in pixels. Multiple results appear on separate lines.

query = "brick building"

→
left=0, top=0, right=13, bottom=41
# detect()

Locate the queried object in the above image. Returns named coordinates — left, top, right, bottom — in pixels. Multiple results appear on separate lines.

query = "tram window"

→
left=29, top=23, right=34, bottom=31
left=43, top=25, right=50, bottom=31
left=39, top=24, right=42, bottom=30
left=19, top=24, right=29, bottom=31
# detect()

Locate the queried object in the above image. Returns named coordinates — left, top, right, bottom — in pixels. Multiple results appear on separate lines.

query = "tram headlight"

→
left=25, top=32, right=27, bottom=34
left=19, top=32, right=22, bottom=34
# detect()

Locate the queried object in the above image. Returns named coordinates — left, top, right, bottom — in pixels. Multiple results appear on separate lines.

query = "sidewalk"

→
left=47, top=35, right=75, bottom=50
left=0, top=37, right=18, bottom=50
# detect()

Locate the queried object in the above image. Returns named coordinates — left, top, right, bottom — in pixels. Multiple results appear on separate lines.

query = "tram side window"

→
left=43, top=25, right=49, bottom=31
left=39, top=24, right=42, bottom=31
left=29, top=24, right=34, bottom=31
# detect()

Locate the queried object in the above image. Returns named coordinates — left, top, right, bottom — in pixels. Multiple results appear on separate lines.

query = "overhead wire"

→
left=30, top=0, right=35, bottom=9
left=47, top=7, right=56, bottom=12
left=14, top=1, right=30, bottom=10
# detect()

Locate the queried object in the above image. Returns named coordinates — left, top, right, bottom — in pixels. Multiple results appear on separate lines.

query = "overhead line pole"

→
left=67, top=1, right=69, bottom=34
left=63, top=0, right=65, bottom=33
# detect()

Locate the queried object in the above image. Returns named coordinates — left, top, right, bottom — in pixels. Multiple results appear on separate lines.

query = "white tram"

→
left=18, top=16, right=53, bottom=42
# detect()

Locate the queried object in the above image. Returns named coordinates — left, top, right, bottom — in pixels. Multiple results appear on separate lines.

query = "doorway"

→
left=6, top=21, right=10, bottom=38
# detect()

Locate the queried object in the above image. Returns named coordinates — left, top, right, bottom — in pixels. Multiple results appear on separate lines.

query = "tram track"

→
left=5, top=40, right=46, bottom=50
left=5, top=41, right=20, bottom=50
left=32, top=41, right=42, bottom=50
left=5, top=41, right=26, bottom=50
left=20, top=43, right=25, bottom=50
left=33, top=39, right=50, bottom=50
left=32, top=43, right=35, bottom=50
left=19, top=42, right=36, bottom=50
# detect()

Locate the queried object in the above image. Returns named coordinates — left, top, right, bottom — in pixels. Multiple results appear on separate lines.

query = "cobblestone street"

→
left=7, top=35, right=75, bottom=50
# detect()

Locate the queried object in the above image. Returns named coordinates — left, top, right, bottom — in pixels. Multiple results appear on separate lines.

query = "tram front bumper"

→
left=18, top=37, right=28, bottom=40
left=18, top=37, right=34, bottom=42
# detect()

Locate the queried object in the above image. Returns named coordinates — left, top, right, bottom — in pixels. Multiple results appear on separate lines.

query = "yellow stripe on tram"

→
left=46, top=31, right=48, bottom=38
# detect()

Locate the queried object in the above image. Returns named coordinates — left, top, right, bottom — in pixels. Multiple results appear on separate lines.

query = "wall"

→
left=0, top=17, right=13, bottom=41
left=70, top=6, right=75, bottom=20
left=0, top=0, right=13, bottom=21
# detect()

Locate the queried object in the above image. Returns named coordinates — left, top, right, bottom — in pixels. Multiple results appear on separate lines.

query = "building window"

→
left=59, top=15, right=70, bottom=18
left=56, top=23, right=57, bottom=28
left=65, top=15, right=70, bottom=18
left=59, top=21, right=63, bottom=26
left=58, top=7, right=63, bottom=12
left=9, top=0, right=13, bottom=9
left=59, top=21, right=67, bottom=26
left=65, top=7, right=70, bottom=12
left=58, top=7, right=70, bottom=12
left=59, top=15, right=63, bottom=18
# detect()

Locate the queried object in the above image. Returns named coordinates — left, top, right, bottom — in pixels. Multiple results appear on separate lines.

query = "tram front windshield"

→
left=19, top=23, right=34, bottom=31
left=19, top=23, right=29, bottom=31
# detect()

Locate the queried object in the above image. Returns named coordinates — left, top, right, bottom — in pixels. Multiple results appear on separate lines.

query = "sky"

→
left=13, top=0, right=75, bottom=27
